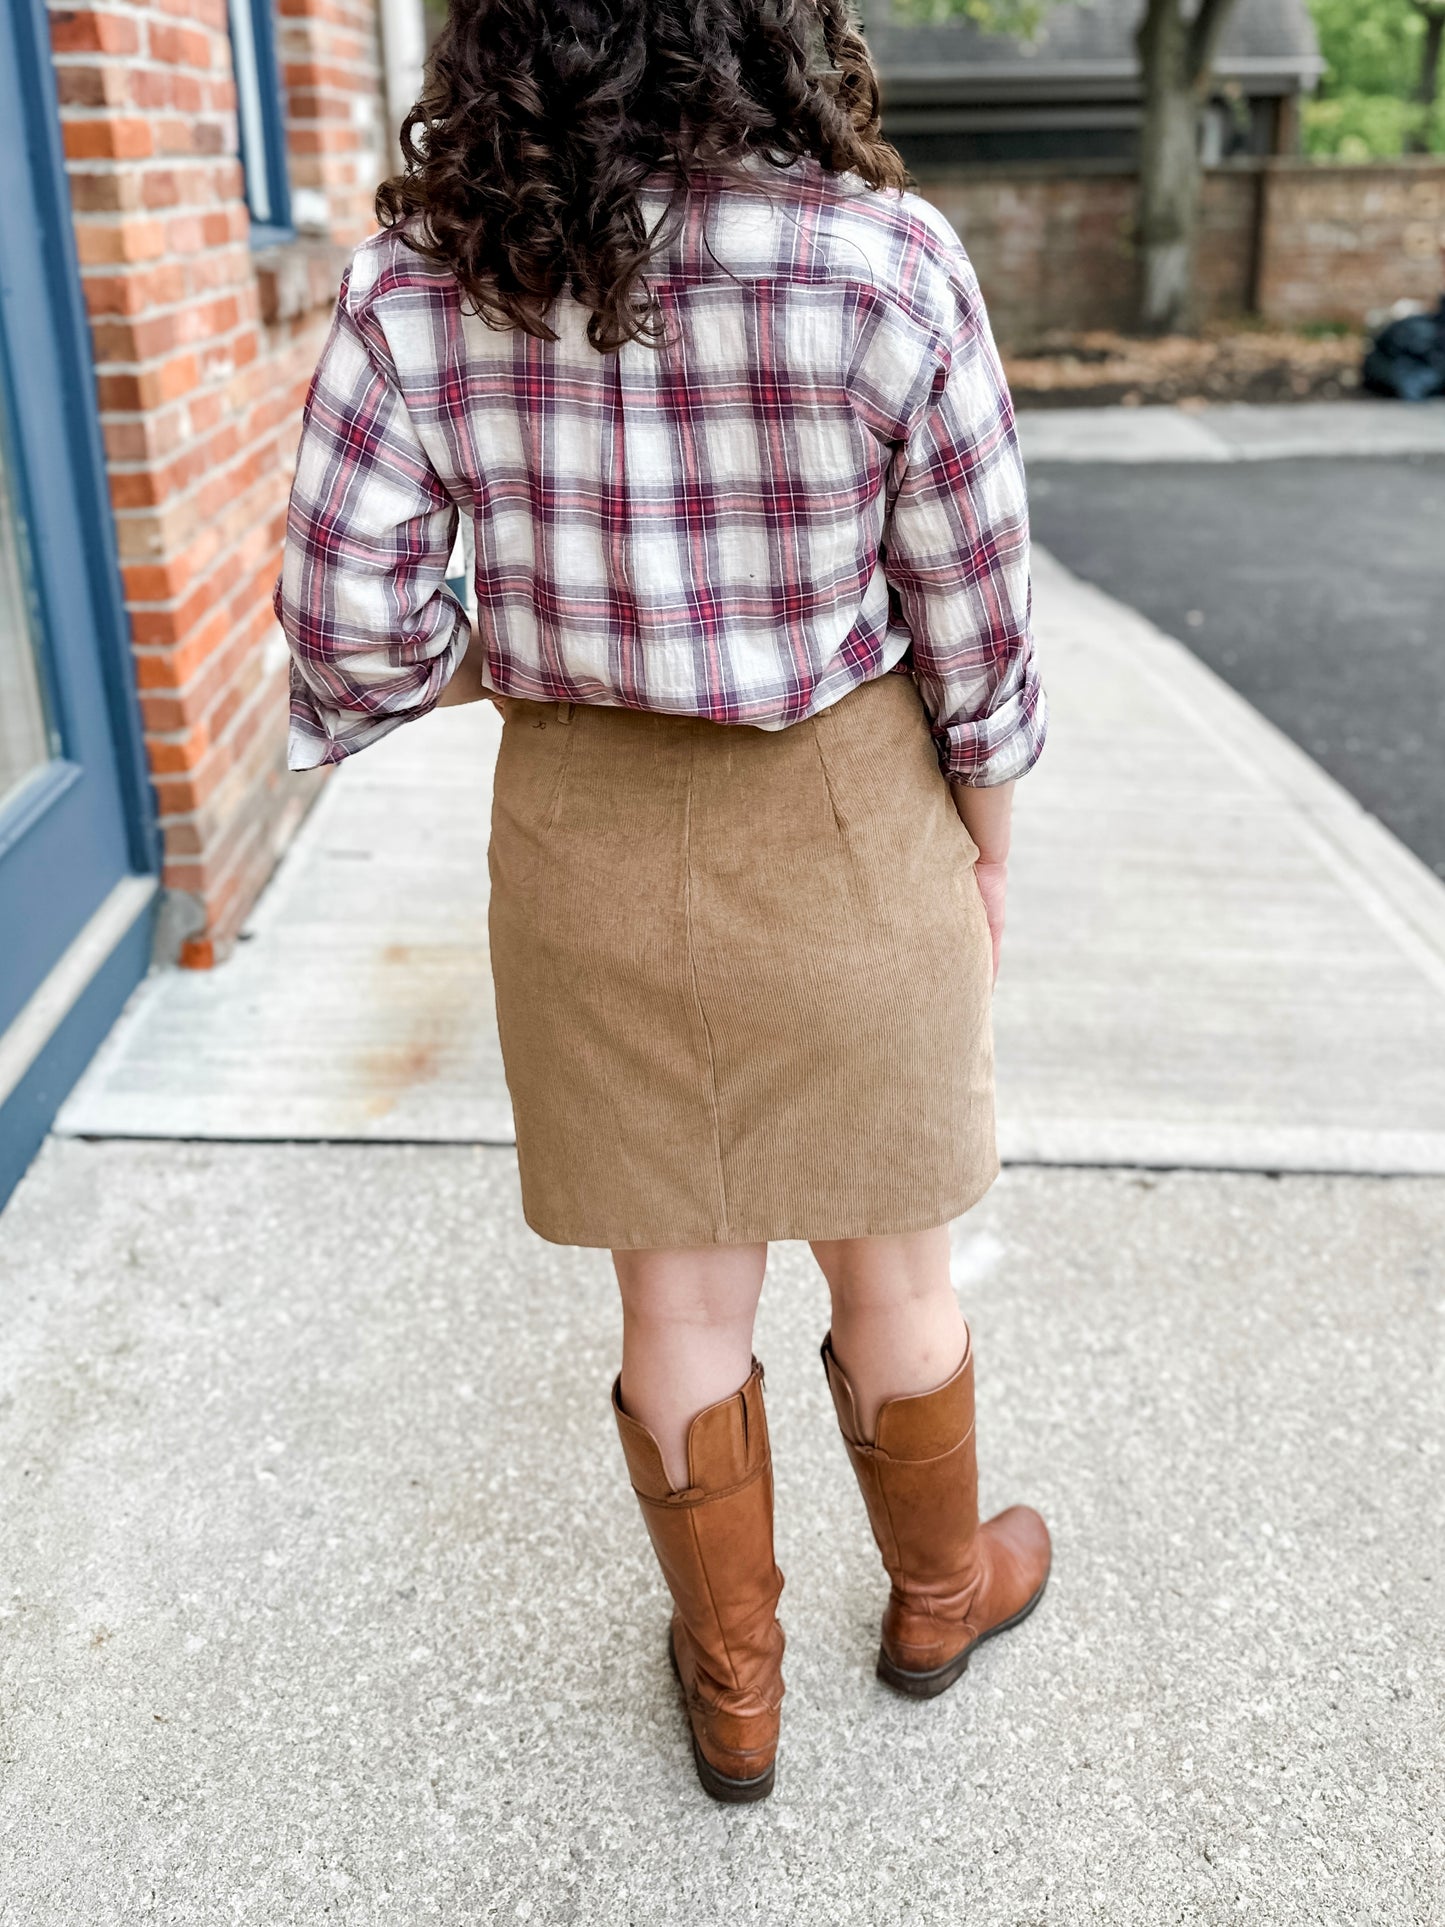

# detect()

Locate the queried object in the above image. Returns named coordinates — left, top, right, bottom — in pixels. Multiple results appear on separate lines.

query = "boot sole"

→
left=667, top=1628, right=777, bottom=1804
left=688, top=1732, right=776, bottom=1805
left=876, top=1572, right=1051, bottom=1701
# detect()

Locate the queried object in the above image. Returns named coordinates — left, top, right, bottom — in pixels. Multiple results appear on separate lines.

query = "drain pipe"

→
left=378, top=0, right=428, bottom=164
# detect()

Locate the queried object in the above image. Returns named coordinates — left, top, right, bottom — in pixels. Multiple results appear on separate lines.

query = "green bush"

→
left=1304, top=0, right=1445, bottom=157
left=1308, top=0, right=1425, bottom=98
left=1303, top=90, right=1445, bottom=157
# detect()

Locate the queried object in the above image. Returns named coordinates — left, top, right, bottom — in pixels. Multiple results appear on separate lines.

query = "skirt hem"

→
left=519, top=1159, right=1002, bottom=1252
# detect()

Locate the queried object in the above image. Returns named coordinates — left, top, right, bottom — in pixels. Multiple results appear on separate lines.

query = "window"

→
left=229, top=0, right=292, bottom=241
left=0, top=390, right=52, bottom=815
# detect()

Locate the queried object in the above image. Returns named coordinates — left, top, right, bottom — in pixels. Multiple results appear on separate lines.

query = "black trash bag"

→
left=1362, top=299, right=1445, bottom=402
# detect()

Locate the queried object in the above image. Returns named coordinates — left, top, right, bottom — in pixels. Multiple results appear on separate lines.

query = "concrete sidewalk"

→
left=56, top=549, right=1445, bottom=1172
left=1, top=1142, right=1441, bottom=1923
left=5, top=512, right=1445, bottom=1921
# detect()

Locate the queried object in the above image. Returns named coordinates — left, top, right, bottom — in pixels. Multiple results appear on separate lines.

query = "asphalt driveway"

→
left=1030, top=455, right=1445, bottom=879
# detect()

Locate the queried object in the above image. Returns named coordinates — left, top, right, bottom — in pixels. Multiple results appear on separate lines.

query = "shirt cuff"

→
left=934, top=672, right=1048, bottom=787
left=285, top=664, right=448, bottom=772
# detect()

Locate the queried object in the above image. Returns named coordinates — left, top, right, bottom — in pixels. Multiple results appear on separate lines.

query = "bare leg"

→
left=613, top=1243, right=769, bottom=1490
left=810, top=1225, right=966, bottom=1442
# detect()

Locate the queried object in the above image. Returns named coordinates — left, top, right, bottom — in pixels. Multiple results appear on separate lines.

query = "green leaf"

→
left=883, top=0, right=1054, bottom=41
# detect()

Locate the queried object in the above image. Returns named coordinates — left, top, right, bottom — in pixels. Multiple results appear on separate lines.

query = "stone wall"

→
left=915, top=160, right=1445, bottom=349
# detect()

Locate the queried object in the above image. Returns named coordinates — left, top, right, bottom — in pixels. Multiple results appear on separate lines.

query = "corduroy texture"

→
left=487, top=671, right=998, bottom=1249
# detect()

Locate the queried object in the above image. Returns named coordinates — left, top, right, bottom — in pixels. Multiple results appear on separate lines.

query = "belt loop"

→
left=556, top=700, right=574, bottom=724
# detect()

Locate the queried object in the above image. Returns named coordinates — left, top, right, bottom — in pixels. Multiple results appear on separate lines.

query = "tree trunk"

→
left=1135, top=0, right=1202, bottom=334
left=1406, top=4, right=1444, bottom=150
left=1417, top=7, right=1445, bottom=110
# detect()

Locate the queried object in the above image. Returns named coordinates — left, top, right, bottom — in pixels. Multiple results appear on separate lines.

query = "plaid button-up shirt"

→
left=277, top=154, right=1044, bottom=785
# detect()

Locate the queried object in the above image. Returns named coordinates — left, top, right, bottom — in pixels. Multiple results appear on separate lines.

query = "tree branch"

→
left=1186, top=0, right=1242, bottom=90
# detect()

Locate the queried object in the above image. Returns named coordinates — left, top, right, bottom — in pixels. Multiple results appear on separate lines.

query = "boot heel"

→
left=876, top=1644, right=972, bottom=1699
left=877, top=1571, right=1051, bottom=1700
left=690, top=1735, right=776, bottom=1804
left=670, top=1626, right=777, bottom=1802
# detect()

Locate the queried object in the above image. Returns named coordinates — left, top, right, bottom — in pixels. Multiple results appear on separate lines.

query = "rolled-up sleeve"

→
left=275, top=271, right=468, bottom=771
left=882, top=258, right=1045, bottom=787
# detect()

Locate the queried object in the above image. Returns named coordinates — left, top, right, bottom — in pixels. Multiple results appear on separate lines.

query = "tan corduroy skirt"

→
left=487, top=671, right=998, bottom=1250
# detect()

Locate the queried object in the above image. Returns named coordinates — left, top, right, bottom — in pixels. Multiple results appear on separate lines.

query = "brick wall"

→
left=1194, top=168, right=1260, bottom=321
left=49, top=0, right=388, bottom=966
left=916, top=159, right=1445, bottom=349
left=1256, top=164, right=1445, bottom=327
left=920, top=165, right=1141, bottom=344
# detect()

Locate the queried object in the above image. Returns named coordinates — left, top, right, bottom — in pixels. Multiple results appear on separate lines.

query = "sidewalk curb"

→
left=1019, top=399, right=1445, bottom=466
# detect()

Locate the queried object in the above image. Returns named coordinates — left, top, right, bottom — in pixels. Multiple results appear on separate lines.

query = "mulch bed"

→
left=1002, top=327, right=1366, bottom=409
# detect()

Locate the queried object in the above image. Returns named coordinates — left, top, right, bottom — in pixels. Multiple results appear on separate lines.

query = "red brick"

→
left=63, top=117, right=155, bottom=160
left=74, top=217, right=167, bottom=265
left=156, top=0, right=228, bottom=28
left=149, top=735, right=204, bottom=776
left=130, top=600, right=232, bottom=670
left=55, top=65, right=127, bottom=109
left=50, top=9, right=142, bottom=55
left=96, top=349, right=203, bottom=412
left=184, top=389, right=225, bottom=433
left=139, top=167, right=188, bottom=210
left=66, top=168, right=144, bottom=213
left=129, top=68, right=201, bottom=112
left=146, top=19, right=215, bottom=66
left=110, top=468, right=165, bottom=512
left=83, top=261, right=191, bottom=317
left=288, top=125, right=366, bottom=157
left=91, top=312, right=182, bottom=364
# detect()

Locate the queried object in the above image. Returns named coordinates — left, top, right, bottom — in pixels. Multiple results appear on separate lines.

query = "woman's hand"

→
left=950, top=778, right=1015, bottom=984
left=436, top=629, right=493, bottom=709
left=972, top=859, right=1008, bottom=984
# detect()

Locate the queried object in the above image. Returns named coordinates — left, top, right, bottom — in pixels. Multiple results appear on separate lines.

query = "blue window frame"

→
left=229, top=0, right=293, bottom=243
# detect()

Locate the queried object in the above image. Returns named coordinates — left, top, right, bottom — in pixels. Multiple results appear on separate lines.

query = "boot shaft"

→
left=822, top=1328, right=1051, bottom=1691
left=822, top=1336, right=980, bottom=1580
left=613, top=1361, right=784, bottom=1698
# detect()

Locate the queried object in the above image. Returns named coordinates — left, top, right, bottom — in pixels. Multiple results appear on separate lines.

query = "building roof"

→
left=863, top=0, right=1324, bottom=101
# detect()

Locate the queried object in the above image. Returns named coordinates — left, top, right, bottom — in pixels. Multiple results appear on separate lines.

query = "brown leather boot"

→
left=612, top=1359, right=785, bottom=1802
left=822, top=1328, right=1050, bottom=1699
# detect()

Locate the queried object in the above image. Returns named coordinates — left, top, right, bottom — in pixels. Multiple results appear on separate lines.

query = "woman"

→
left=277, top=0, right=1050, bottom=1805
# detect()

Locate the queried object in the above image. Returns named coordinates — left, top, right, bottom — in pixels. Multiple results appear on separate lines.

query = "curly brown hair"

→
left=375, top=0, right=911, bottom=353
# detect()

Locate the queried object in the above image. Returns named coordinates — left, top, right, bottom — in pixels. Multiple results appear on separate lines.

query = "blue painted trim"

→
left=0, top=892, right=157, bottom=1209
left=11, top=0, right=159, bottom=879
left=0, top=762, right=81, bottom=866
left=0, top=0, right=158, bottom=1175
left=248, top=221, right=298, bottom=251
left=232, top=0, right=293, bottom=239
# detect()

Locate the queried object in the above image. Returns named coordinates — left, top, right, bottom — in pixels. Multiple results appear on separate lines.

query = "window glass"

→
left=0, top=400, right=50, bottom=812
left=230, top=0, right=273, bottom=225
left=228, top=0, right=291, bottom=235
